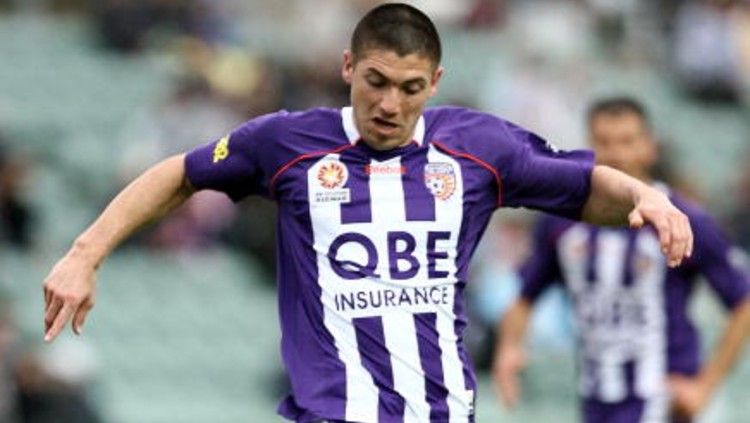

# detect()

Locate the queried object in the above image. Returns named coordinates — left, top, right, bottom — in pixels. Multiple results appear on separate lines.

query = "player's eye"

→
left=403, top=83, right=425, bottom=96
left=366, top=77, right=386, bottom=88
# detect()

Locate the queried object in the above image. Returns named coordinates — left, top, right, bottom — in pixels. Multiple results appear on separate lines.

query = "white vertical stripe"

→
left=436, top=310, right=471, bottom=423
left=308, top=154, right=379, bottom=422
left=368, top=157, right=407, bottom=225
left=595, top=230, right=628, bottom=296
left=428, top=146, right=472, bottom=422
left=382, top=314, right=430, bottom=422
left=640, top=394, right=670, bottom=423
left=369, top=157, right=430, bottom=422
left=559, top=225, right=596, bottom=397
left=633, top=232, right=667, bottom=399
left=558, top=225, right=591, bottom=296
left=595, top=231, right=628, bottom=402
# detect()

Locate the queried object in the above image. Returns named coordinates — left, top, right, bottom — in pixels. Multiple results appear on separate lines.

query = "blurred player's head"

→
left=587, top=97, right=657, bottom=181
left=342, top=3, right=443, bottom=150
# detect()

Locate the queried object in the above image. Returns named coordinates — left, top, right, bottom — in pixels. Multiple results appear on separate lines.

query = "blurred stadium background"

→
left=1, top=0, right=749, bottom=422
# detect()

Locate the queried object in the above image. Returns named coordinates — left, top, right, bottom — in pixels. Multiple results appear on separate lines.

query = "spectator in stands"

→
left=0, top=139, right=33, bottom=250
left=16, top=340, right=101, bottom=423
left=92, top=0, right=225, bottom=53
left=673, top=0, right=745, bottom=104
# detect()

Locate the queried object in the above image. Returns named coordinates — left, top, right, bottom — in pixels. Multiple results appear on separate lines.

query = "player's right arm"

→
left=492, top=216, right=562, bottom=408
left=493, top=298, right=532, bottom=409
left=43, top=154, right=196, bottom=342
left=42, top=111, right=292, bottom=343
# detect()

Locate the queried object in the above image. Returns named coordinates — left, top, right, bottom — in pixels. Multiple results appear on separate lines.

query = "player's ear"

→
left=342, top=50, right=354, bottom=85
left=428, top=66, right=444, bottom=97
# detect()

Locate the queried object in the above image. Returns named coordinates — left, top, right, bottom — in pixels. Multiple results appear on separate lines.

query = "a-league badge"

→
left=318, top=160, right=348, bottom=189
left=424, top=162, right=456, bottom=200
left=314, top=159, right=350, bottom=203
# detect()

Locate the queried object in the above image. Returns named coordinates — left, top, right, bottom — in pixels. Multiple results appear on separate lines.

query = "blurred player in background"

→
left=41, top=4, right=693, bottom=423
left=494, top=97, right=750, bottom=423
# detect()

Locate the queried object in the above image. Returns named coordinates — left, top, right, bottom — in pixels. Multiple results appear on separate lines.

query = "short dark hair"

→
left=587, top=96, right=651, bottom=128
left=351, top=3, right=442, bottom=67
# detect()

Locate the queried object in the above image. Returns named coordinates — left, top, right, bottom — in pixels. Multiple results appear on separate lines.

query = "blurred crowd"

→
left=1, top=0, right=750, bottom=421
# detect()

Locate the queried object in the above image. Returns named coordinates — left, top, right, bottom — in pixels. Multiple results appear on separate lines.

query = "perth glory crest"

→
left=424, top=162, right=456, bottom=200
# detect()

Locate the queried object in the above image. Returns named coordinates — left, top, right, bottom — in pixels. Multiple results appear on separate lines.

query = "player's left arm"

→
left=670, top=299, right=750, bottom=418
left=581, top=165, right=693, bottom=267
left=670, top=212, right=750, bottom=418
left=488, top=115, right=691, bottom=267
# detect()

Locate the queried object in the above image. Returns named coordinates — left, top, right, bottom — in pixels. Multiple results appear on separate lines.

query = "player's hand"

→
left=668, top=374, right=712, bottom=419
left=628, top=186, right=692, bottom=268
left=42, top=255, right=97, bottom=342
left=492, top=344, right=527, bottom=409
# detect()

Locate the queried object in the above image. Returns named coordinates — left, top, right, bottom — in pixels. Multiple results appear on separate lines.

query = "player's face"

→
left=589, top=112, right=657, bottom=180
left=342, top=48, right=443, bottom=150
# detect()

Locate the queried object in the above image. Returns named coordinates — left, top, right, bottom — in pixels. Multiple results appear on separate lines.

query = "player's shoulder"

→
left=425, top=106, right=510, bottom=135
left=423, top=106, right=526, bottom=154
left=236, top=107, right=339, bottom=132
left=231, top=107, right=347, bottom=154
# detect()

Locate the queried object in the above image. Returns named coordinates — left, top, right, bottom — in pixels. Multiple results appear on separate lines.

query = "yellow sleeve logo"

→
left=212, top=135, right=230, bottom=163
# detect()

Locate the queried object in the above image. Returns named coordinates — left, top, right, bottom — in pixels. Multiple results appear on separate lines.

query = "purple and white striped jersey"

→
left=520, top=190, right=750, bottom=412
left=185, top=106, right=594, bottom=423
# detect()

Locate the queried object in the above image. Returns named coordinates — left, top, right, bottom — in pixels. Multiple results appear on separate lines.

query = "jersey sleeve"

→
left=184, top=111, right=288, bottom=201
left=690, top=210, right=750, bottom=309
left=499, top=121, right=595, bottom=220
left=519, top=216, right=563, bottom=303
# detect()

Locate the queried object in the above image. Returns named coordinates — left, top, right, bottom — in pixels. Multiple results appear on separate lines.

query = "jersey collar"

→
left=341, top=106, right=425, bottom=146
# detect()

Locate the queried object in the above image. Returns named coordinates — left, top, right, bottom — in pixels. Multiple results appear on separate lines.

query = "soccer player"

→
left=43, top=5, right=693, bottom=423
left=494, top=97, right=750, bottom=423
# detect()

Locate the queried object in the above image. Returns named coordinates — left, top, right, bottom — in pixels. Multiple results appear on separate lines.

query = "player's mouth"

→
left=372, top=117, right=399, bottom=134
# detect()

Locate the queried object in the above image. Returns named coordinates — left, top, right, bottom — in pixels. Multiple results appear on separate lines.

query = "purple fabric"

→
left=582, top=397, right=691, bottom=423
left=276, top=160, right=348, bottom=422
left=340, top=147, right=372, bottom=224
left=401, top=148, right=436, bottom=221
left=414, top=312, right=450, bottom=421
left=353, top=317, right=405, bottom=423
left=518, top=217, right=564, bottom=301
left=519, top=191, right=750, bottom=404
left=183, top=106, right=596, bottom=422
left=425, top=107, right=594, bottom=219
left=583, top=396, right=645, bottom=423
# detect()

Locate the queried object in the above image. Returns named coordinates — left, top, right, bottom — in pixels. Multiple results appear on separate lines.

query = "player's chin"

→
left=365, top=131, right=403, bottom=150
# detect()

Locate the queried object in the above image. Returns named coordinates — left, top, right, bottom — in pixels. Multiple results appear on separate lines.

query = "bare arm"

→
left=701, top=298, right=750, bottom=392
left=492, top=298, right=533, bottom=408
left=670, top=298, right=750, bottom=417
left=43, top=154, right=195, bottom=342
left=582, top=165, right=693, bottom=267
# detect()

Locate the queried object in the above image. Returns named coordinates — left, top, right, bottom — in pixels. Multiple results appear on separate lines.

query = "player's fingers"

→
left=44, top=302, right=75, bottom=343
left=495, top=358, right=521, bottom=408
left=499, top=371, right=520, bottom=408
left=652, top=215, right=672, bottom=256
left=72, top=299, right=94, bottom=335
left=667, top=214, right=683, bottom=267
left=668, top=212, right=692, bottom=267
left=676, top=213, right=691, bottom=263
left=43, top=285, right=51, bottom=310
left=682, top=213, right=693, bottom=258
left=44, top=298, right=63, bottom=331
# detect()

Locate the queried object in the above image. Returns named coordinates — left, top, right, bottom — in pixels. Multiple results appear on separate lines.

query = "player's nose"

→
left=378, top=88, right=400, bottom=116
